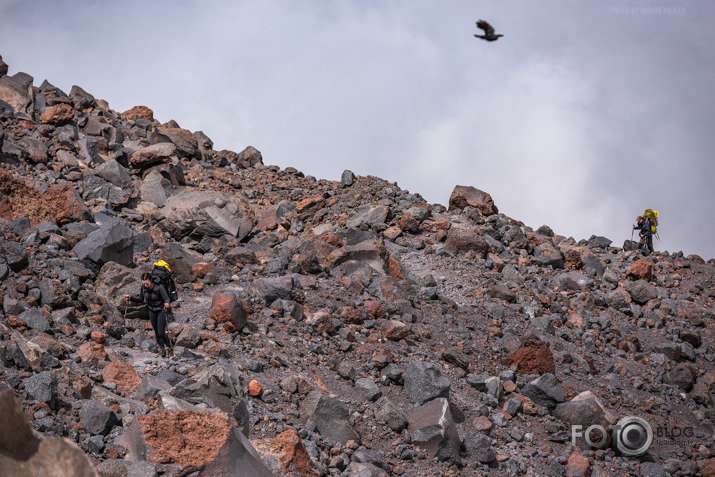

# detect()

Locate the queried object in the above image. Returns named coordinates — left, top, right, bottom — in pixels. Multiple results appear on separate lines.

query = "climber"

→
left=125, top=272, right=174, bottom=358
left=633, top=215, right=653, bottom=254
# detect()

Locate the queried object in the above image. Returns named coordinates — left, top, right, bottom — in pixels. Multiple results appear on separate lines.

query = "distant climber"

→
left=474, top=20, right=504, bottom=41
left=125, top=272, right=174, bottom=358
left=633, top=215, right=654, bottom=254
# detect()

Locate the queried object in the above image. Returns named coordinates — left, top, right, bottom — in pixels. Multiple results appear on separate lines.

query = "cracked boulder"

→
left=407, top=397, right=461, bottom=464
left=157, top=190, right=256, bottom=241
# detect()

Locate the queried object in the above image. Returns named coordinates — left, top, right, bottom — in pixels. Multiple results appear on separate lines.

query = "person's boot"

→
left=166, top=339, right=175, bottom=358
left=158, top=347, right=166, bottom=358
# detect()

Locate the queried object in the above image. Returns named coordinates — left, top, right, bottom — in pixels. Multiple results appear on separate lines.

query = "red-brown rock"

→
left=90, top=331, right=105, bottom=344
left=306, top=310, right=335, bottom=334
left=380, top=320, right=410, bottom=341
left=502, top=334, right=555, bottom=375
left=192, top=262, right=215, bottom=278
left=248, top=380, right=263, bottom=397
left=102, top=360, right=142, bottom=396
left=399, top=213, right=420, bottom=233
left=208, top=293, right=249, bottom=333
left=448, top=185, right=498, bottom=216
left=565, top=449, right=591, bottom=477
left=628, top=259, right=654, bottom=281
left=121, top=105, right=154, bottom=122
left=76, top=342, right=108, bottom=365
left=254, top=428, right=320, bottom=477
left=39, top=103, right=74, bottom=126
left=117, top=409, right=271, bottom=475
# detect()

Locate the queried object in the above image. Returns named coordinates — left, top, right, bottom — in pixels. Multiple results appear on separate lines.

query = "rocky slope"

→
left=1, top=54, right=714, bottom=477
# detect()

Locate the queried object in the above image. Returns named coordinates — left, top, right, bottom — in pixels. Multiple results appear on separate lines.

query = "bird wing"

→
left=476, top=20, right=495, bottom=36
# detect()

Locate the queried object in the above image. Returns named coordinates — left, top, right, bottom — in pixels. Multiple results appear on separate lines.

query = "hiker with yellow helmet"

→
left=125, top=271, right=174, bottom=358
left=633, top=209, right=659, bottom=254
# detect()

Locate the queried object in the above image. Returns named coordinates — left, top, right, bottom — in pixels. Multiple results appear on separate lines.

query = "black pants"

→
left=639, top=235, right=653, bottom=253
left=148, top=309, right=171, bottom=348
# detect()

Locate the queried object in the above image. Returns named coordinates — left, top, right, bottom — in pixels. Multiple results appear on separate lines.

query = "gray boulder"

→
left=346, top=204, right=390, bottom=229
left=139, top=169, right=176, bottom=207
left=408, top=398, right=461, bottom=464
left=553, top=391, right=616, bottom=448
left=300, top=390, right=359, bottom=445
left=158, top=190, right=256, bottom=241
left=625, top=279, right=658, bottom=305
left=95, top=160, right=132, bottom=188
left=445, top=225, right=489, bottom=257
left=532, top=243, right=565, bottom=269
left=250, top=276, right=295, bottom=304
left=0, top=72, right=34, bottom=114
left=404, top=361, right=450, bottom=406
left=374, top=397, right=408, bottom=432
left=22, top=371, right=57, bottom=403
left=1, top=241, right=28, bottom=272
left=463, top=432, right=496, bottom=463
left=72, top=216, right=134, bottom=267
left=18, top=309, right=50, bottom=332
left=133, top=375, right=172, bottom=401
left=520, top=373, right=566, bottom=409
left=80, top=401, right=121, bottom=436
left=341, top=170, right=356, bottom=187
left=38, top=278, right=72, bottom=309
left=354, top=378, right=382, bottom=402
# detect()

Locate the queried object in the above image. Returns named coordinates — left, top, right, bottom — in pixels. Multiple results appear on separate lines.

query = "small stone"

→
left=248, top=379, right=263, bottom=397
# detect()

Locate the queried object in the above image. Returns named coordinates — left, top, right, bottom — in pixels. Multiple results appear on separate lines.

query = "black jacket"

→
left=129, top=284, right=169, bottom=312
left=637, top=218, right=652, bottom=238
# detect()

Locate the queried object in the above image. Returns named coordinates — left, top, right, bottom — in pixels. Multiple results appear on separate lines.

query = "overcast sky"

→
left=2, top=0, right=713, bottom=259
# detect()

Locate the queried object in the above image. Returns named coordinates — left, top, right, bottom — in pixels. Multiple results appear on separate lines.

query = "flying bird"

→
left=474, top=19, right=503, bottom=41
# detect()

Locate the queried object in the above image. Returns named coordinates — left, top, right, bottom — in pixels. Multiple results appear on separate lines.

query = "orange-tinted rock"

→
left=118, top=409, right=272, bottom=475
left=319, top=234, right=343, bottom=248
left=121, top=105, right=154, bottom=122
left=399, top=213, right=420, bottom=233
left=76, top=342, right=108, bottom=365
left=192, top=262, right=215, bottom=278
left=473, top=415, right=493, bottom=433
left=90, top=331, right=105, bottom=344
left=448, top=185, right=498, bottom=216
left=296, top=197, right=325, bottom=220
left=565, top=449, right=591, bottom=477
left=628, top=259, right=654, bottom=281
left=254, top=428, right=320, bottom=477
left=0, top=171, right=89, bottom=226
left=306, top=310, right=335, bottom=334
left=208, top=293, right=249, bottom=333
left=364, top=300, right=383, bottom=319
left=39, top=103, right=74, bottom=126
left=502, top=334, right=555, bottom=375
left=380, top=320, right=410, bottom=341
left=102, top=360, right=142, bottom=396
left=388, top=253, right=406, bottom=280
left=248, top=380, right=263, bottom=397
left=6, top=315, right=27, bottom=331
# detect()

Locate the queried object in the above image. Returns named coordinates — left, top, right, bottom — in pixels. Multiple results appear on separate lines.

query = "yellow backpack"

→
left=643, top=209, right=659, bottom=237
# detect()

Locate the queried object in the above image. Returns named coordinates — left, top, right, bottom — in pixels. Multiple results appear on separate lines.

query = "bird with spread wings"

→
left=474, top=19, right=504, bottom=41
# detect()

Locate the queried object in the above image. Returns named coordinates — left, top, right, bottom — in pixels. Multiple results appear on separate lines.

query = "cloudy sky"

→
left=2, top=1, right=713, bottom=259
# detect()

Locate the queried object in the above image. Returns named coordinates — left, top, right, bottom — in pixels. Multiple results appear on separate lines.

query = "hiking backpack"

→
left=643, top=209, right=659, bottom=238
left=151, top=260, right=178, bottom=302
